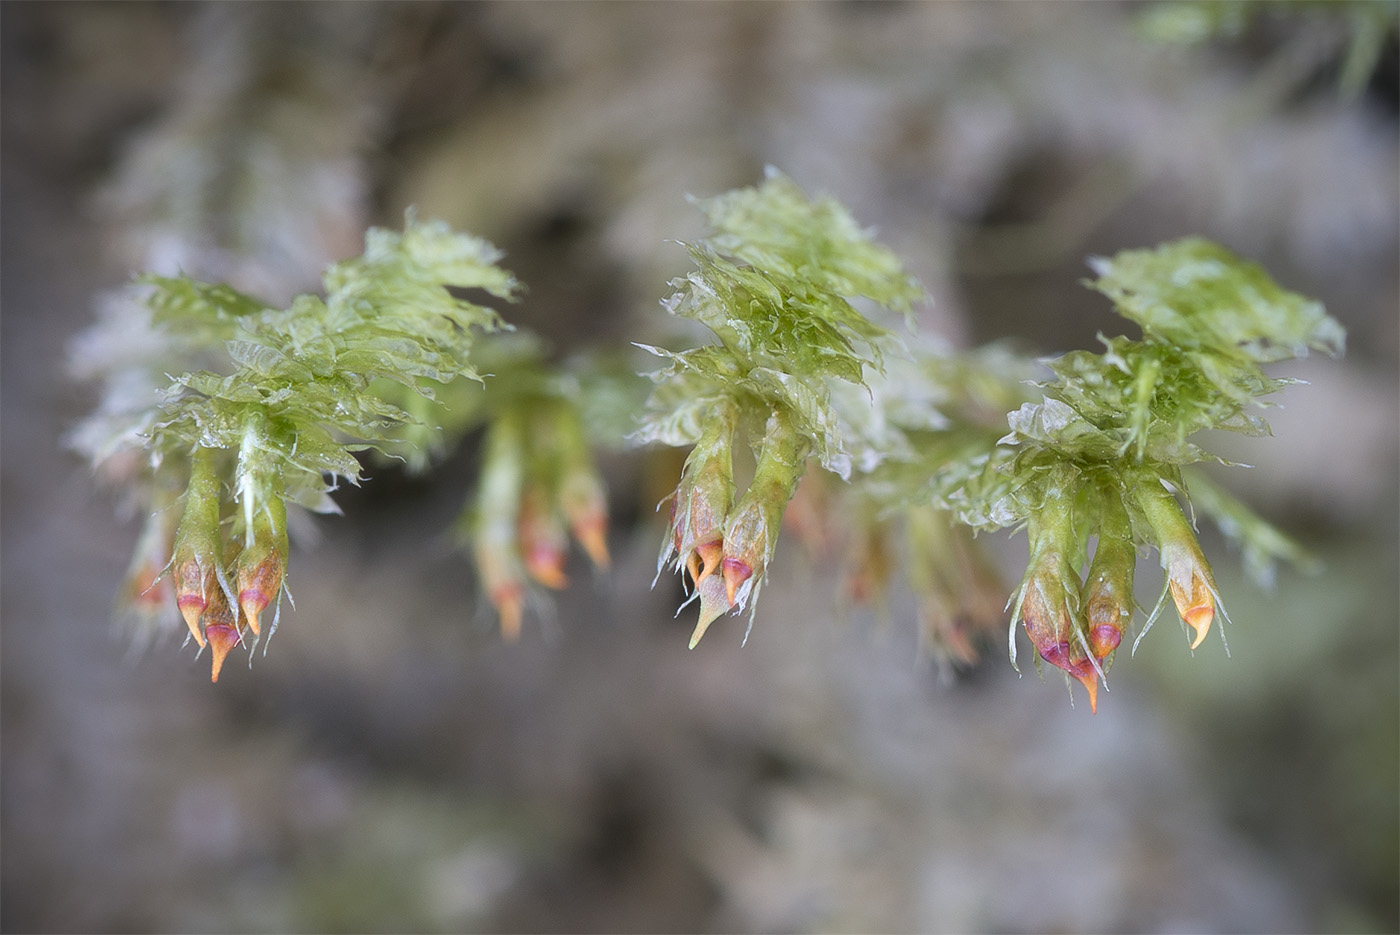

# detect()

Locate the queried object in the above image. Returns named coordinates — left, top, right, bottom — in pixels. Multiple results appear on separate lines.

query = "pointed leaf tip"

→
left=205, top=623, right=241, bottom=682
left=177, top=596, right=207, bottom=647
left=721, top=557, right=753, bottom=605
left=1186, top=606, right=1213, bottom=650
left=689, top=576, right=733, bottom=648
left=238, top=588, right=271, bottom=637
left=1073, top=670, right=1100, bottom=714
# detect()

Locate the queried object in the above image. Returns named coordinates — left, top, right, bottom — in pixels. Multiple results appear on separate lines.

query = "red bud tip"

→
left=524, top=546, right=569, bottom=590
left=1033, top=638, right=1103, bottom=712
left=1089, top=623, right=1122, bottom=660
left=1035, top=639, right=1073, bottom=672
left=238, top=589, right=270, bottom=637
left=177, top=595, right=208, bottom=647
left=721, top=557, right=753, bottom=605
left=235, top=548, right=284, bottom=637
left=205, top=623, right=241, bottom=682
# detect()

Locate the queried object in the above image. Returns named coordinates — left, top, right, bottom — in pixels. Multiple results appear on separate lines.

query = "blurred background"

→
left=2, top=3, right=1396, bottom=932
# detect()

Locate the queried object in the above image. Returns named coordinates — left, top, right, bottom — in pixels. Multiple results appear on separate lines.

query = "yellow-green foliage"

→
left=76, top=172, right=1345, bottom=702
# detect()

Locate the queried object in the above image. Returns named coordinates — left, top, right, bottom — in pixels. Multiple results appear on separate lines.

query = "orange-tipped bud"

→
left=1019, top=561, right=1074, bottom=662
left=173, top=558, right=215, bottom=647
left=666, top=407, right=801, bottom=647
left=237, top=590, right=270, bottom=638
left=520, top=485, right=569, bottom=590
left=1134, top=477, right=1223, bottom=652
left=1155, top=516, right=1220, bottom=651
left=559, top=474, right=610, bottom=570
left=693, top=539, right=723, bottom=585
left=721, top=556, right=753, bottom=605
left=524, top=546, right=569, bottom=590
left=1072, top=668, right=1100, bottom=714
left=172, top=446, right=224, bottom=648
left=715, top=495, right=773, bottom=606
left=235, top=556, right=282, bottom=639
left=1035, top=632, right=1101, bottom=714
left=1088, top=622, right=1122, bottom=660
left=200, top=588, right=242, bottom=682
left=1017, top=544, right=1101, bottom=712
left=233, top=491, right=287, bottom=639
left=474, top=538, right=530, bottom=641
left=1010, top=471, right=1107, bottom=710
left=176, top=598, right=208, bottom=645
left=1084, top=583, right=1132, bottom=664
left=1167, top=559, right=1216, bottom=650
left=683, top=479, right=728, bottom=558
left=1081, top=519, right=1136, bottom=670
left=553, top=403, right=612, bottom=570
left=471, top=410, right=532, bottom=640
left=661, top=403, right=737, bottom=584
left=205, top=623, right=241, bottom=683
left=666, top=475, right=729, bottom=586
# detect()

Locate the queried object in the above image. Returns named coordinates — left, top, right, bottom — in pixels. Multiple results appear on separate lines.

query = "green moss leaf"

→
left=1087, top=237, right=1344, bottom=362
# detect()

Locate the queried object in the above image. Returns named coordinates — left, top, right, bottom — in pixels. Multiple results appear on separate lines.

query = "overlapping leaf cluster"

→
left=78, top=213, right=636, bottom=674
left=932, top=238, right=1345, bottom=708
left=152, top=217, right=517, bottom=506
left=639, top=170, right=947, bottom=646
left=77, top=171, right=1345, bottom=708
left=79, top=217, right=523, bottom=676
left=437, top=333, right=623, bottom=640
left=636, top=169, right=923, bottom=479
left=965, top=238, right=1342, bottom=525
left=637, top=178, right=1343, bottom=706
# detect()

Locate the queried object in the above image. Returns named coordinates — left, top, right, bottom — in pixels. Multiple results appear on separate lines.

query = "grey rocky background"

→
left=3, top=3, right=1396, bottom=932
